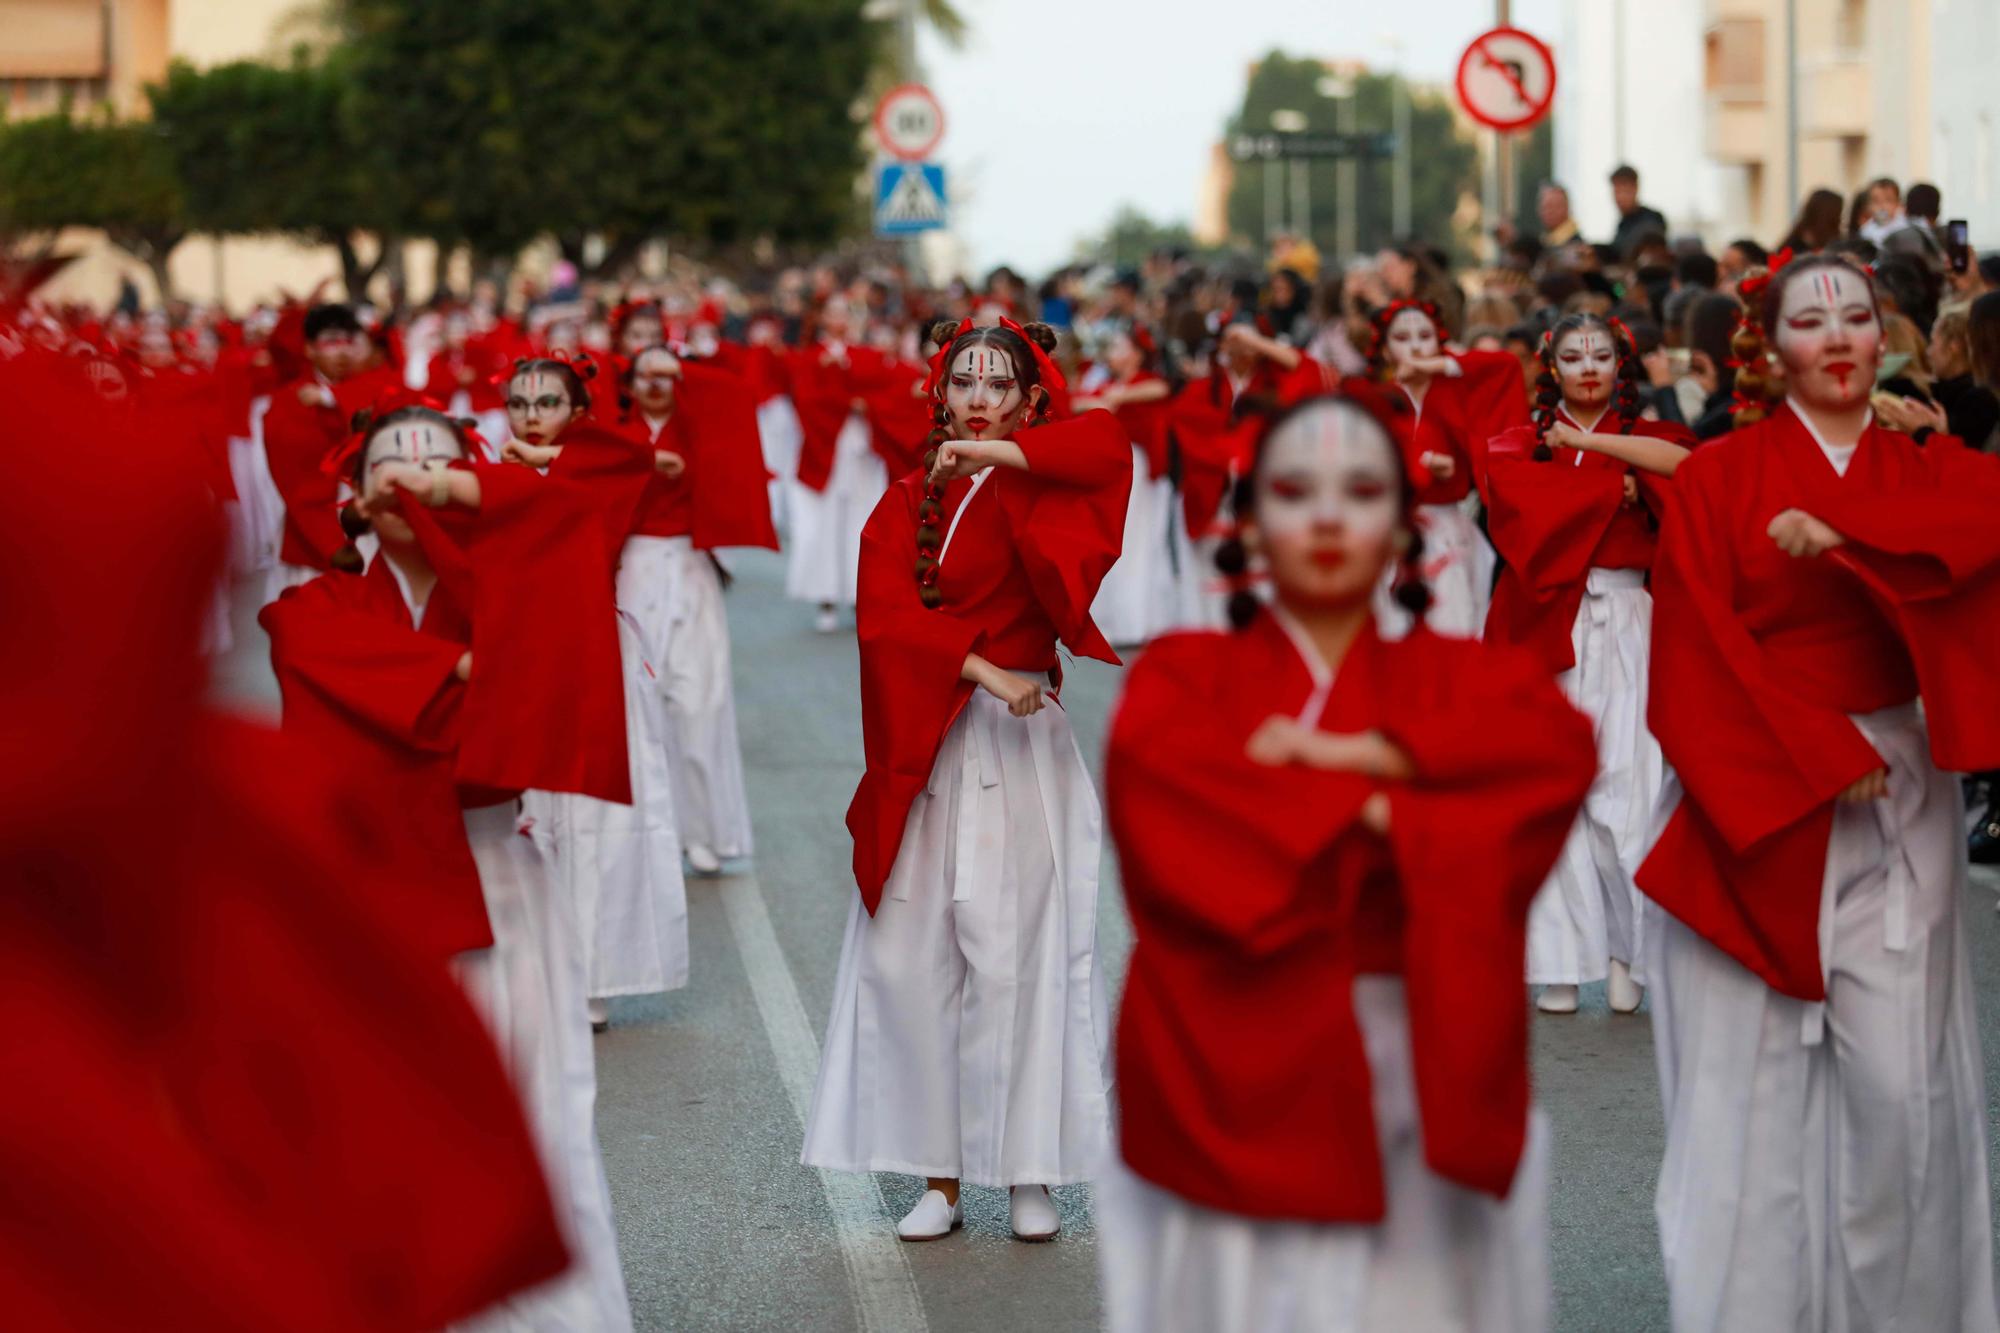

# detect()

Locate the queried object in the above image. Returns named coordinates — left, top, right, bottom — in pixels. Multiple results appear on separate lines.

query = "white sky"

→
left=915, top=0, right=1560, bottom=276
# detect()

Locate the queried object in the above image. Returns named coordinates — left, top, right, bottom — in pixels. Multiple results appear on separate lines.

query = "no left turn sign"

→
left=1455, top=27, right=1557, bottom=133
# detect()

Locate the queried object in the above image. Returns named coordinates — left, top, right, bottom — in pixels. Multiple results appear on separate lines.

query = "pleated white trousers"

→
left=757, top=394, right=803, bottom=538
left=801, top=685, right=1112, bottom=1187
left=1092, top=448, right=1166, bottom=646
left=524, top=611, right=689, bottom=1000
left=1099, top=976, right=1552, bottom=1333
left=1527, top=569, right=1664, bottom=985
left=616, top=535, right=755, bottom=861
left=451, top=804, right=634, bottom=1333
left=784, top=415, right=886, bottom=608
left=1649, top=703, right=1998, bottom=1333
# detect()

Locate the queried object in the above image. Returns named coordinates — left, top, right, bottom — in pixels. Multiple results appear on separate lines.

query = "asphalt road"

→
left=215, top=549, right=2000, bottom=1332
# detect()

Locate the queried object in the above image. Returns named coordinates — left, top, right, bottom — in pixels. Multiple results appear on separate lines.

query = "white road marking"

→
left=717, top=872, right=929, bottom=1333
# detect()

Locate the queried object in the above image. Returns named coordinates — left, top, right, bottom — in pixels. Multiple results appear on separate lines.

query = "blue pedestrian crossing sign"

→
left=875, top=161, right=948, bottom=235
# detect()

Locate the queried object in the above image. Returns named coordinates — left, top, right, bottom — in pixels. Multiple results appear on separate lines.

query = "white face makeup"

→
left=506, top=369, right=575, bottom=444
left=362, top=419, right=463, bottom=497
left=1250, top=403, right=1405, bottom=610
left=1384, top=308, right=1440, bottom=368
left=945, top=342, right=1029, bottom=441
left=1554, top=326, right=1619, bottom=413
left=1774, top=264, right=1882, bottom=411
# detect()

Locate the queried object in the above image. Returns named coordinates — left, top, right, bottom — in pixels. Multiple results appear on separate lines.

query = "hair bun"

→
left=927, top=318, right=963, bottom=350
left=350, top=407, right=375, bottom=434
left=1018, top=321, right=1059, bottom=354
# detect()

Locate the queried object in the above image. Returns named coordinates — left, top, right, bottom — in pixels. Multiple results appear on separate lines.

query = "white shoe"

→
left=587, top=998, right=610, bottom=1033
left=686, top=842, right=722, bottom=876
left=1009, top=1185, right=1060, bottom=1241
left=896, top=1189, right=962, bottom=1241
left=1536, top=984, right=1580, bottom=1015
left=813, top=605, right=840, bottom=634
left=1607, top=958, right=1644, bottom=1014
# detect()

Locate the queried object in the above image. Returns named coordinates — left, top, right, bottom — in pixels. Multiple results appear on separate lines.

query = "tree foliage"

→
left=147, top=55, right=394, bottom=296
left=333, top=0, right=881, bottom=276
left=0, top=111, right=186, bottom=295
left=1074, top=206, right=1211, bottom=270
left=1223, top=53, right=1480, bottom=262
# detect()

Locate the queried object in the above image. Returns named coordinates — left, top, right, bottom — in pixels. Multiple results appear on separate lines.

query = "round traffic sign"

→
left=1454, top=27, right=1557, bottom=132
left=872, top=83, right=946, bottom=161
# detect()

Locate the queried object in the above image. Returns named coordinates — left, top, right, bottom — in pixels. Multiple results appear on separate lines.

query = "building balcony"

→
left=1707, top=96, right=1768, bottom=164
left=1799, top=56, right=1869, bottom=138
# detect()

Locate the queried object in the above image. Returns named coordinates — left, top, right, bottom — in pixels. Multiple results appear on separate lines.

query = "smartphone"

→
left=1947, top=219, right=1971, bottom=275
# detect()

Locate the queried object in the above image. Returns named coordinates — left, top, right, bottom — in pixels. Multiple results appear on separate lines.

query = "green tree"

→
left=1074, top=206, right=1202, bottom=270
left=1222, top=52, right=1479, bottom=264
left=147, top=55, right=395, bottom=299
left=333, top=0, right=880, bottom=279
left=0, top=112, right=187, bottom=298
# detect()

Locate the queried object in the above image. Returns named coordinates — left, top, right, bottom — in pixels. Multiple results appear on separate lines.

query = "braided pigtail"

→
left=1392, top=529, right=1433, bottom=620
left=1215, top=472, right=1260, bottom=630
left=914, top=396, right=951, bottom=609
left=1608, top=318, right=1645, bottom=432
left=1530, top=331, right=1561, bottom=461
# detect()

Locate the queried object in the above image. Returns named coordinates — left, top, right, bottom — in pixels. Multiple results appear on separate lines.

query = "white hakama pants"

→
left=757, top=394, right=803, bottom=537
left=1091, top=448, right=1165, bottom=646
left=784, top=415, right=886, bottom=608
left=226, top=411, right=283, bottom=579
left=1100, top=976, right=1552, bottom=1333
left=1378, top=499, right=1494, bottom=640
left=617, top=536, right=755, bottom=861
left=1527, top=569, right=1663, bottom=986
left=1649, top=703, right=1998, bottom=1333
left=452, top=804, right=634, bottom=1333
left=524, top=612, right=688, bottom=1000
left=801, top=684, right=1112, bottom=1187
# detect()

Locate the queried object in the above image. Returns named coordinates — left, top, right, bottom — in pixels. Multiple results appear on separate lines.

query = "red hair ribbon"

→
left=1128, top=325, right=1158, bottom=360
left=922, top=317, right=977, bottom=399
left=320, top=387, right=449, bottom=481
left=1737, top=246, right=1795, bottom=302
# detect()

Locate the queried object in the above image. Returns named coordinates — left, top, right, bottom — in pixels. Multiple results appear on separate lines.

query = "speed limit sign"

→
left=873, top=83, right=946, bottom=161
left=1455, top=27, right=1557, bottom=132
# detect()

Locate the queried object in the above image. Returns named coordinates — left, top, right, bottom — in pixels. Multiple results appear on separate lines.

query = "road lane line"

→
left=717, top=872, right=928, bottom=1333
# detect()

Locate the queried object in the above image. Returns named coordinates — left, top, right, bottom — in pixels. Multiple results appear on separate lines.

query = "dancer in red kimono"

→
left=1367, top=299, right=1528, bottom=636
left=4, top=373, right=569, bottom=1333
left=1075, top=326, right=1174, bottom=645
left=616, top=345, right=778, bottom=873
left=1099, top=391, right=1595, bottom=1332
left=1639, top=253, right=2000, bottom=1332
left=260, top=303, right=401, bottom=600
left=261, top=402, right=638, bottom=1331
left=1481, top=314, right=1693, bottom=1016
left=1164, top=322, right=1329, bottom=627
left=497, top=356, right=690, bottom=1027
left=801, top=318, right=1129, bottom=1243
left=783, top=296, right=904, bottom=632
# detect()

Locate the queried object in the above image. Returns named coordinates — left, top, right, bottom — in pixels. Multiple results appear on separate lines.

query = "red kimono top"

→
left=1638, top=406, right=2000, bottom=999
left=262, top=461, right=640, bottom=956
left=2, top=392, right=565, bottom=1332
left=786, top=342, right=926, bottom=489
left=1167, top=356, right=1331, bottom=537
left=1398, top=349, right=1529, bottom=504
left=263, top=364, right=404, bottom=569
left=846, top=410, right=1132, bottom=908
left=1481, top=411, right=1694, bottom=672
left=1109, top=372, right=1172, bottom=479
left=1108, top=612, right=1595, bottom=1222
left=620, top=363, right=779, bottom=551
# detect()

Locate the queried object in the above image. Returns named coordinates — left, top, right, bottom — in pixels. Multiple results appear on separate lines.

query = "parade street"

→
left=213, top=548, right=2000, bottom=1333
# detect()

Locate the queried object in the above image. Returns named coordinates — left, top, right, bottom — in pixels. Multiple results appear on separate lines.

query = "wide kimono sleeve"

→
left=1106, top=633, right=1371, bottom=955
left=844, top=482, right=988, bottom=911
left=1377, top=636, right=1596, bottom=1197
left=261, top=386, right=348, bottom=568
left=416, top=462, right=635, bottom=804
left=1819, top=436, right=2000, bottom=772
left=679, top=364, right=780, bottom=551
left=1002, top=409, right=1133, bottom=665
left=1167, top=379, right=1246, bottom=539
left=1637, top=442, right=1883, bottom=999
left=259, top=578, right=466, bottom=748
